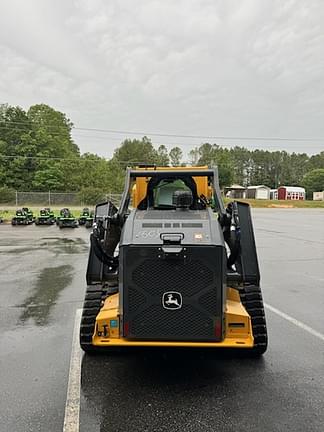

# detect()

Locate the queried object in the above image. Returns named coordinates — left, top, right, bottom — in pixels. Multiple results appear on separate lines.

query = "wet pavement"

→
left=0, top=209, right=324, bottom=432
left=0, top=225, right=88, bottom=432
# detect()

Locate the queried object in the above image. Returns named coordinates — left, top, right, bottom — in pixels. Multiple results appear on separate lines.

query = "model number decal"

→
left=137, top=230, right=160, bottom=239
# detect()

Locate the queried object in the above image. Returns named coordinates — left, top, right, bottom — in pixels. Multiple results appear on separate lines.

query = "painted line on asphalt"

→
left=63, top=308, right=83, bottom=432
left=61, top=303, right=323, bottom=432
left=265, top=303, right=324, bottom=342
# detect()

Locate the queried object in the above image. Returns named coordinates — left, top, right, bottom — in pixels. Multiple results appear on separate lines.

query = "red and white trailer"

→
left=277, top=186, right=305, bottom=200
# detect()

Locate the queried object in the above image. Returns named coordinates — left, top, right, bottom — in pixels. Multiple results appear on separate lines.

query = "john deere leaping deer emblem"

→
left=162, top=292, right=182, bottom=310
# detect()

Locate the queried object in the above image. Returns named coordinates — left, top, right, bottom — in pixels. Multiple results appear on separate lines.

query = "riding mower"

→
left=35, top=208, right=56, bottom=225
left=23, top=207, right=35, bottom=223
left=79, top=208, right=90, bottom=226
left=85, top=210, right=94, bottom=229
left=11, top=208, right=34, bottom=225
left=80, top=166, right=268, bottom=356
left=57, top=208, right=78, bottom=228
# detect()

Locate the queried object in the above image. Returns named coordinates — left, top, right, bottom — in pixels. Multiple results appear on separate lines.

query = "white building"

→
left=224, top=184, right=246, bottom=199
left=270, top=189, right=278, bottom=200
left=246, top=185, right=270, bottom=200
left=278, top=186, right=306, bottom=201
left=313, top=191, right=324, bottom=201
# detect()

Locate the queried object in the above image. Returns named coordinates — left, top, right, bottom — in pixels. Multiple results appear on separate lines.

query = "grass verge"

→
left=1, top=200, right=324, bottom=222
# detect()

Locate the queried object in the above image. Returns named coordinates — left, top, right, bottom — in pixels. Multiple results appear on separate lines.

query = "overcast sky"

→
left=0, top=0, right=323, bottom=157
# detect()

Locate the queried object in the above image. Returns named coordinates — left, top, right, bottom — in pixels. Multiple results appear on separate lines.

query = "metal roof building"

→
left=277, top=186, right=305, bottom=200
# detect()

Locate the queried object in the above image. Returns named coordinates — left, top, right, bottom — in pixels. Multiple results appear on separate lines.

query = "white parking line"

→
left=265, top=303, right=324, bottom=342
left=62, top=303, right=323, bottom=431
left=63, top=308, right=83, bottom=432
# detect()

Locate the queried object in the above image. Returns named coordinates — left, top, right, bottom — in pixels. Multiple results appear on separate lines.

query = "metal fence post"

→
left=49, top=190, right=51, bottom=206
left=15, top=191, right=18, bottom=206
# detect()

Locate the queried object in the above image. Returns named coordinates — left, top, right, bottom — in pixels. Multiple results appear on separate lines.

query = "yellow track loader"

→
left=80, top=166, right=267, bottom=356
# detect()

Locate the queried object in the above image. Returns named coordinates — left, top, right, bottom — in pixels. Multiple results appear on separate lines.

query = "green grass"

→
left=1, top=200, right=324, bottom=222
left=224, top=198, right=324, bottom=208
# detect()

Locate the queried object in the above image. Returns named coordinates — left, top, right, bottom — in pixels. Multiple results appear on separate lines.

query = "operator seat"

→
left=137, top=175, right=200, bottom=210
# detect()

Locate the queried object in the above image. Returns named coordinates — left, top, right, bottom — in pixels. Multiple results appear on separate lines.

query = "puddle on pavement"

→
left=40, top=237, right=89, bottom=254
left=18, top=264, right=73, bottom=326
left=0, top=237, right=88, bottom=255
left=80, top=350, right=266, bottom=430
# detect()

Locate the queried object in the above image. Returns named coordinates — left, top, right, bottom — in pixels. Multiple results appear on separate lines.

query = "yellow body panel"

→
left=92, top=288, right=254, bottom=348
left=131, top=166, right=212, bottom=208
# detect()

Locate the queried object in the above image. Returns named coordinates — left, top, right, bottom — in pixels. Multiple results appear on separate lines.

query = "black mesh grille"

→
left=132, top=259, right=213, bottom=297
left=128, top=288, right=146, bottom=314
left=199, top=290, right=218, bottom=315
left=130, top=304, right=214, bottom=339
left=123, top=245, right=224, bottom=341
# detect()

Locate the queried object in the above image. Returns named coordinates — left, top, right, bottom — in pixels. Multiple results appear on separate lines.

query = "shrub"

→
left=78, top=187, right=107, bottom=205
left=0, top=186, right=16, bottom=203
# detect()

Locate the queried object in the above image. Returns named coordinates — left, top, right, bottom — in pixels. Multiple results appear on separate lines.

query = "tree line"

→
left=0, top=103, right=324, bottom=203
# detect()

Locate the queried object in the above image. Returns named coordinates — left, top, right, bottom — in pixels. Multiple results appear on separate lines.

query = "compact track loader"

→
left=80, top=166, right=268, bottom=356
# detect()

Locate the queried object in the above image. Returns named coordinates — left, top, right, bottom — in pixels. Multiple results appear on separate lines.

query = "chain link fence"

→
left=14, top=192, right=80, bottom=206
left=106, top=193, right=123, bottom=207
left=0, top=191, right=123, bottom=207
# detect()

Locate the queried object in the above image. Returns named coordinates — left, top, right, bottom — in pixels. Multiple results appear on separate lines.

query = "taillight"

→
left=124, top=321, right=129, bottom=337
left=214, top=319, right=222, bottom=338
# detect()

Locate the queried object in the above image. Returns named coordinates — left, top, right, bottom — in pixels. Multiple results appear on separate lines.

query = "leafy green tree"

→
left=112, top=136, right=158, bottom=168
left=279, top=152, right=309, bottom=187
left=302, top=169, right=324, bottom=198
left=169, top=146, right=183, bottom=166
left=194, top=143, right=233, bottom=187
left=0, top=103, right=79, bottom=191
left=0, top=186, right=15, bottom=203
left=230, top=146, right=251, bottom=186
left=78, top=187, right=107, bottom=205
left=27, top=104, right=79, bottom=157
left=188, top=147, right=200, bottom=165
left=196, top=143, right=214, bottom=165
left=307, top=151, right=324, bottom=170
left=32, top=162, right=65, bottom=191
left=156, top=145, right=170, bottom=166
left=105, top=159, right=127, bottom=193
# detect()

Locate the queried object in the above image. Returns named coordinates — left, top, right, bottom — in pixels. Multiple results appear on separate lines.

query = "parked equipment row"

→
left=11, top=207, right=94, bottom=228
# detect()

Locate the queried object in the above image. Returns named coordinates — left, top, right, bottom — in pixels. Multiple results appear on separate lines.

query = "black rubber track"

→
left=239, top=284, right=268, bottom=356
left=80, top=284, right=107, bottom=353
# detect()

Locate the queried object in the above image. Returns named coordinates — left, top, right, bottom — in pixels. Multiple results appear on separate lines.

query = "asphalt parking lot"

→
left=0, top=209, right=324, bottom=432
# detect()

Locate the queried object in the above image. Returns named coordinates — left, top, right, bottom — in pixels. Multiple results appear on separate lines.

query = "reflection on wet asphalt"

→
left=18, top=265, right=73, bottom=326
left=1, top=211, right=324, bottom=432
left=80, top=350, right=265, bottom=432
left=41, top=237, right=88, bottom=254
left=0, top=225, right=89, bottom=432
left=0, top=236, right=88, bottom=255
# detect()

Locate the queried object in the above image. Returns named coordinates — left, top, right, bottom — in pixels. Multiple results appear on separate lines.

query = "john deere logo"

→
left=162, top=292, right=182, bottom=310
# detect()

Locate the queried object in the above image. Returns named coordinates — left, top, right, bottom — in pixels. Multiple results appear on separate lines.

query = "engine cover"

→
left=119, top=208, right=226, bottom=342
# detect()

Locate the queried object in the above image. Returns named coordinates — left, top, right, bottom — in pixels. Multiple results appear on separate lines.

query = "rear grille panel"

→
left=132, top=259, right=213, bottom=297
left=122, top=245, right=225, bottom=342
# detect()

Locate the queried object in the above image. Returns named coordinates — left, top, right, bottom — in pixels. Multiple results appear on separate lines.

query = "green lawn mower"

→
left=57, top=208, right=78, bottom=228
left=78, top=207, right=90, bottom=226
left=35, top=208, right=56, bottom=225
left=11, top=208, right=34, bottom=225
left=84, top=210, right=94, bottom=228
